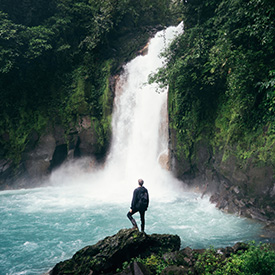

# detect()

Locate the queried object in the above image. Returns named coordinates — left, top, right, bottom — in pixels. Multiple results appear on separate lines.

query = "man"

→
left=127, top=178, right=149, bottom=232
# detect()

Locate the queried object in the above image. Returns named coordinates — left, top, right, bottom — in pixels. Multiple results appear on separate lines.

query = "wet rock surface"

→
left=49, top=229, right=275, bottom=275
left=169, top=134, right=275, bottom=228
left=0, top=116, right=109, bottom=190
left=50, top=228, right=180, bottom=275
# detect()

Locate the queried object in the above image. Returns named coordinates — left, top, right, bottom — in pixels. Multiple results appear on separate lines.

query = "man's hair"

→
left=138, top=179, right=144, bottom=186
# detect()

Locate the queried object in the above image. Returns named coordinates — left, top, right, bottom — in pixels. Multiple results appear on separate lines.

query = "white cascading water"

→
left=95, top=23, right=184, bottom=202
left=47, top=23, right=185, bottom=204
left=0, top=23, right=265, bottom=275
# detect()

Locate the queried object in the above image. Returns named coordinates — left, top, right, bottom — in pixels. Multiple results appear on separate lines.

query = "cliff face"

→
left=0, top=116, right=111, bottom=189
left=169, top=129, right=275, bottom=224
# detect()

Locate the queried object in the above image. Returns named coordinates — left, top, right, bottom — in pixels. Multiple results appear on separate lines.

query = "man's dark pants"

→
left=127, top=209, right=145, bottom=231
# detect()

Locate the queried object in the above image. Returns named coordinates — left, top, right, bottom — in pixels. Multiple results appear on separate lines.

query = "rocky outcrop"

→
left=49, top=229, right=275, bottom=275
left=0, top=114, right=111, bottom=190
left=169, top=133, right=275, bottom=225
left=50, top=228, right=180, bottom=275
left=210, top=153, right=274, bottom=221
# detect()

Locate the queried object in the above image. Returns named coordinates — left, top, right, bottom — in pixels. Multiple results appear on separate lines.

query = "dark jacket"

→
left=131, top=186, right=149, bottom=211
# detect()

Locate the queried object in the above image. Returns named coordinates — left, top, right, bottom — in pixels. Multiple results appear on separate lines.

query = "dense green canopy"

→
left=1, top=0, right=274, bottom=167
left=0, top=0, right=173, bottom=162
left=152, top=0, right=275, bottom=166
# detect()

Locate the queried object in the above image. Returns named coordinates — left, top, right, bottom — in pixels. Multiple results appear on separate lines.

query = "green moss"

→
left=152, top=0, right=275, bottom=172
left=100, top=60, right=113, bottom=118
left=213, top=98, right=275, bottom=167
left=89, top=60, right=113, bottom=155
left=0, top=109, right=48, bottom=164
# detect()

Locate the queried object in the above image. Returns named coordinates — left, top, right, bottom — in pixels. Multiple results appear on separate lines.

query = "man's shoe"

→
left=131, top=219, right=138, bottom=230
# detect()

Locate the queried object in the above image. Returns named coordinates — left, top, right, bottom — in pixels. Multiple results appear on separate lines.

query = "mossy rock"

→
left=50, top=228, right=180, bottom=275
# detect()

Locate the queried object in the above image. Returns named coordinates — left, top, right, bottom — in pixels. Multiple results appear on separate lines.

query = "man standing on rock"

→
left=127, top=179, right=149, bottom=232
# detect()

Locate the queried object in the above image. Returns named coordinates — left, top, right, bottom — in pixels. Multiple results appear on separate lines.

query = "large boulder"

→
left=50, top=228, right=181, bottom=275
left=24, top=134, right=56, bottom=179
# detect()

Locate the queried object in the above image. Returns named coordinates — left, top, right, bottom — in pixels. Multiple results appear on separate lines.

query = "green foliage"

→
left=25, top=26, right=54, bottom=59
left=258, top=70, right=275, bottom=127
left=225, top=243, right=275, bottom=275
left=0, top=0, right=175, bottom=162
left=0, top=12, right=24, bottom=73
left=141, top=254, right=170, bottom=274
left=195, top=242, right=275, bottom=275
left=118, top=243, right=275, bottom=275
left=0, top=11, right=54, bottom=73
left=0, top=110, right=48, bottom=164
left=152, top=0, right=275, bottom=167
left=194, top=247, right=225, bottom=274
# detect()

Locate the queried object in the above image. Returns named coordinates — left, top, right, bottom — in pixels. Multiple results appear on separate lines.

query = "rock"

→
left=50, top=235, right=275, bottom=275
left=163, top=246, right=195, bottom=267
left=77, top=128, right=98, bottom=156
left=0, top=159, right=13, bottom=187
left=138, top=42, right=149, bottom=56
left=0, top=159, right=12, bottom=174
left=0, top=114, right=111, bottom=189
left=117, top=261, right=151, bottom=275
left=169, top=127, right=275, bottom=224
left=233, top=186, right=240, bottom=194
left=158, top=152, right=170, bottom=170
left=24, top=134, right=56, bottom=178
left=0, top=159, right=27, bottom=190
left=161, top=265, right=187, bottom=275
left=75, top=117, right=98, bottom=156
left=50, top=229, right=180, bottom=275
left=261, top=224, right=275, bottom=239
left=232, top=242, right=249, bottom=253
left=271, top=184, right=275, bottom=197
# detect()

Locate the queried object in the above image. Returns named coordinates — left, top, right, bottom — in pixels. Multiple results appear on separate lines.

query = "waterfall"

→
left=41, top=23, right=186, bottom=206
left=91, top=23, right=184, bottom=202
left=107, top=29, right=175, bottom=179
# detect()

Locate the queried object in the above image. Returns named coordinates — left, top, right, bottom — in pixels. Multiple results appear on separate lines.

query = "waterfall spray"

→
left=99, top=22, right=185, bottom=200
left=46, top=22, right=185, bottom=204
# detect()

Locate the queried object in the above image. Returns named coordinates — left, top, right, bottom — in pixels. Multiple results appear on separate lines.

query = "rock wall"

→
left=169, top=129, right=275, bottom=225
left=0, top=112, right=112, bottom=190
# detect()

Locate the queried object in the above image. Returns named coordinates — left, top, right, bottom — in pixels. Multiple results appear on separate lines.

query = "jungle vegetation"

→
left=151, top=0, right=275, bottom=168
left=1, top=0, right=274, bottom=169
left=0, top=0, right=175, bottom=162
